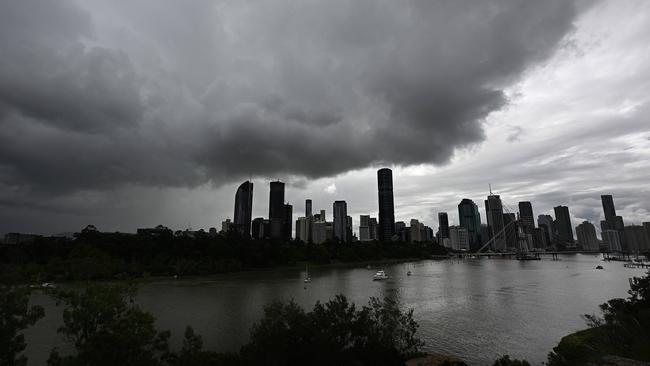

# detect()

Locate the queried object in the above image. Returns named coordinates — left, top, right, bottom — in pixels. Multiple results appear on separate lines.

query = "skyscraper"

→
left=233, top=181, right=253, bottom=237
left=458, top=199, right=481, bottom=252
left=485, top=194, right=506, bottom=251
left=518, top=201, right=535, bottom=232
left=576, top=221, right=598, bottom=250
left=333, top=200, right=348, bottom=242
left=538, top=214, right=555, bottom=246
left=553, top=205, right=574, bottom=244
left=600, top=195, right=627, bottom=251
left=377, top=168, right=395, bottom=241
left=601, top=195, right=616, bottom=220
left=438, top=212, right=449, bottom=240
left=269, top=181, right=285, bottom=239
left=283, top=204, right=293, bottom=240
left=305, top=199, right=312, bottom=218
left=503, top=213, right=517, bottom=249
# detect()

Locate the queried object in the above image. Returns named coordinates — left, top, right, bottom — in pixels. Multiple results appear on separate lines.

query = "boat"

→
left=373, top=270, right=388, bottom=281
left=303, top=265, right=311, bottom=283
left=406, top=271, right=412, bottom=276
left=595, top=265, right=604, bottom=270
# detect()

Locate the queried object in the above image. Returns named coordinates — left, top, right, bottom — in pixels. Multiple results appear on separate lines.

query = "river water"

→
left=24, top=254, right=647, bottom=365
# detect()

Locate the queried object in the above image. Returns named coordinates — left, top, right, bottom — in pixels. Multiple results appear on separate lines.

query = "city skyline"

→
left=1, top=1, right=649, bottom=236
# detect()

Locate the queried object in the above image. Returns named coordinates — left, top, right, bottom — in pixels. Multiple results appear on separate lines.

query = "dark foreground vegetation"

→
left=2, top=271, right=648, bottom=366
left=0, top=230, right=446, bottom=283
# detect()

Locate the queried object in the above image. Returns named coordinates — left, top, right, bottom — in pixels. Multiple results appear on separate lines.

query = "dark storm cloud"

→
left=0, top=0, right=579, bottom=196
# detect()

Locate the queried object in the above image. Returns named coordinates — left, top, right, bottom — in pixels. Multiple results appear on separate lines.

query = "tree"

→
left=240, top=295, right=423, bottom=366
left=47, top=284, right=171, bottom=366
left=491, top=355, right=530, bottom=366
left=0, top=287, right=44, bottom=366
left=548, top=271, right=650, bottom=365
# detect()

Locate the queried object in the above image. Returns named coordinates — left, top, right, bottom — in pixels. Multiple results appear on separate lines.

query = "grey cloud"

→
left=0, top=0, right=584, bottom=233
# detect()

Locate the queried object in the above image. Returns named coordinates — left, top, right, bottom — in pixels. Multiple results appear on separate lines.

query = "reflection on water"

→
left=24, top=254, right=647, bottom=365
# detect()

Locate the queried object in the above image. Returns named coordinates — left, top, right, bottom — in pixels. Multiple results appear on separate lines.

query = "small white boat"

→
left=41, top=282, right=56, bottom=289
left=373, top=270, right=388, bottom=281
left=303, top=265, right=311, bottom=283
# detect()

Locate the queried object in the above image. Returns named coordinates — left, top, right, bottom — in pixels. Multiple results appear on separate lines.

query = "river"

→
left=23, top=254, right=647, bottom=365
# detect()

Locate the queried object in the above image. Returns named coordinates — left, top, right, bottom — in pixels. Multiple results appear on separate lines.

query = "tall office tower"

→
left=359, top=215, right=370, bottom=241
left=320, top=210, right=326, bottom=222
left=601, top=195, right=616, bottom=220
left=410, top=219, right=424, bottom=243
left=532, top=228, right=547, bottom=249
left=480, top=224, right=490, bottom=246
left=485, top=194, right=506, bottom=251
left=576, top=221, right=598, bottom=250
left=283, top=204, right=293, bottom=240
left=600, top=195, right=627, bottom=251
left=603, top=230, right=622, bottom=252
left=458, top=199, right=482, bottom=252
left=377, top=168, right=396, bottom=241
left=346, top=216, right=353, bottom=242
left=268, top=181, right=285, bottom=239
left=518, top=201, right=535, bottom=232
left=312, top=221, right=327, bottom=244
left=425, top=226, right=434, bottom=241
left=503, top=213, right=517, bottom=249
left=395, top=221, right=406, bottom=241
left=438, top=212, right=450, bottom=240
left=538, top=214, right=555, bottom=246
left=449, top=226, right=469, bottom=251
left=553, top=205, right=574, bottom=244
left=369, top=218, right=378, bottom=240
left=644, top=223, right=650, bottom=245
left=251, top=217, right=265, bottom=239
left=624, top=225, right=650, bottom=253
left=233, top=181, right=254, bottom=237
left=296, top=217, right=311, bottom=242
left=333, top=201, right=348, bottom=242
left=305, top=199, right=312, bottom=218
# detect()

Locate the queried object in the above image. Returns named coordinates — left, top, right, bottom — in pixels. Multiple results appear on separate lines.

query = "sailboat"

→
left=303, top=264, right=311, bottom=283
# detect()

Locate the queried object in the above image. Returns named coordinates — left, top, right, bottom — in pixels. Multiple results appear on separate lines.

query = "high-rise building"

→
left=485, top=194, right=506, bottom=251
left=359, top=215, right=371, bottom=241
left=395, top=221, right=406, bottom=241
left=369, top=217, right=378, bottom=240
left=601, top=195, right=616, bottom=220
left=644, top=222, right=650, bottom=245
left=576, top=221, right=598, bottom=250
left=603, top=230, right=622, bottom=252
left=377, top=168, right=395, bottom=241
left=233, top=181, right=253, bottom=237
left=346, top=216, right=353, bottom=241
left=438, top=212, right=449, bottom=240
left=600, top=195, right=627, bottom=251
left=305, top=199, right=312, bottom=218
left=553, top=205, right=574, bottom=244
left=221, top=219, right=234, bottom=233
left=333, top=201, right=348, bottom=242
left=538, top=214, right=555, bottom=246
left=269, top=181, right=285, bottom=239
left=409, top=219, right=424, bottom=243
left=449, top=226, right=469, bottom=251
left=624, top=225, right=650, bottom=253
left=296, top=217, right=311, bottom=242
left=518, top=201, right=535, bottom=232
left=283, top=204, right=293, bottom=240
left=458, top=199, right=481, bottom=252
left=252, top=217, right=265, bottom=239
left=503, top=213, right=517, bottom=249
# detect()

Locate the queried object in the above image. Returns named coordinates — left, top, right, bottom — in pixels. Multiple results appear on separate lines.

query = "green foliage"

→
left=491, top=355, right=530, bottom=366
left=547, top=271, right=650, bottom=366
left=0, top=287, right=44, bottom=366
left=240, top=295, right=423, bottom=366
left=0, top=232, right=444, bottom=283
left=47, top=284, right=171, bottom=366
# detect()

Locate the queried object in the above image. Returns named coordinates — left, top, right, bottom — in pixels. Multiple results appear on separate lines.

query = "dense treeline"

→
left=0, top=231, right=447, bottom=283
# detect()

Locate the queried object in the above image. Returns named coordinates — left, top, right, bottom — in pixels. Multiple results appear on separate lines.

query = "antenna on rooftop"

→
left=489, top=184, right=493, bottom=195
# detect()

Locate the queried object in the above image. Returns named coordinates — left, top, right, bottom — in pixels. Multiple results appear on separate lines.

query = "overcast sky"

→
left=1, top=0, right=649, bottom=236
